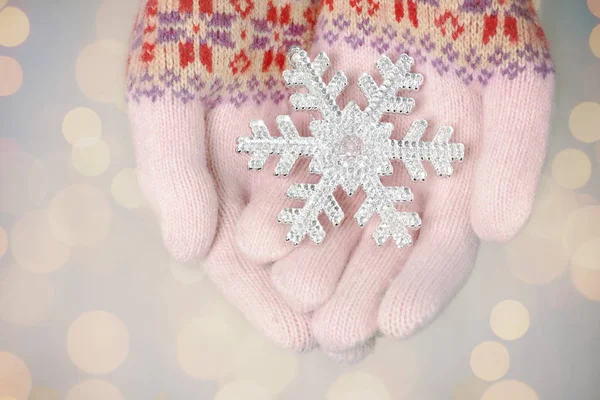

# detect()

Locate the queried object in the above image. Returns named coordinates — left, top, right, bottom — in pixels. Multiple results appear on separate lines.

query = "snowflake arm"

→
left=359, top=53, right=423, bottom=121
left=236, top=116, right=317, bottom=176
left=284, top=47, right=347, bottom=119
left=277, top=178, right=342, bottom=245
left=388, top=120, right=465, bottom=181
left=237, top=48, right=466, bottom=249
left=357, top=176, right=421, bottom=248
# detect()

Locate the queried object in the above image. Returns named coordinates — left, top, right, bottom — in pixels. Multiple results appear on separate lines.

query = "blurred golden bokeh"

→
left=590, top=0, right=600, bottom=17
left=71, top=138, right=111, bottom=177
left=62, top=107, right=102, bottom=146
left=506, top=230, right=568, bottom=285
left=453, top=376, right=488, bottom=400
left=111, top=168, right=143, bottom=209
left=571, top=261, right=600, bottom=301
left=76, top=40, right=127, bottom=104
left=48, top=184, right=112, bottom=247
left=562, top=206, right=600, bottom=256
left=27, top=386, right=61, bottom=400
left=569, top=102, right=600, bottom=143
left=577, top=193, right=599, bottom=207
left=360, top=341, right=424, bottom=397
left=0, top=226, right=7, bottom=259
left=328, top=372, right=391, bottom=400
left=481, top=380, right=538, bottom=400
left=10, top=210, right=71, bottom=274
left=96, top=0, right=139, bottom=43
left=571, top=238, right=600, bottom=271
left=0, top=352, right=31, bottom=400
left=215, top=381, right=272, bottom=400
left=551, top=148, right=591, bottom=189
left=0, top=6, right=29, bottom=47
left=489, top=300, right=530, bottom=341
left=590, top=25, right=600, bottom=59
left=169, top=259, right=205, bottom=285
left=0, top=0, right=7, bottom=10
left=0, top=265, right=54, bottom=325
left=177, top=306, right=251, bottom=380
left=67, top=310, right=130, bottom=374
left=0, top=56, right=22, bottom=97
left=228, top=331, right=298, bottom=396
left=469, top=342, right=510, bottom=382
left=66, top=380, right=124, bottom=400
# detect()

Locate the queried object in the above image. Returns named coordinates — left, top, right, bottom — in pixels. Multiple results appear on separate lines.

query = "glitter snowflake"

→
left=237, top=47, right=465, bottom=248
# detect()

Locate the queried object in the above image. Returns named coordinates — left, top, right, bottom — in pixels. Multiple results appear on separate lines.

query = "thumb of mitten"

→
left=128, top=97, right=218, bottom=261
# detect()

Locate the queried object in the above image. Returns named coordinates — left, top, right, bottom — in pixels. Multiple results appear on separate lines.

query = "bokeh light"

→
left=360, top=341, right=424, bottom=397
left=571, top=260, right=600, bottom=301
left=177, top=307, right=250, bottom=380
left=0, top=56, right=23, bottom=96
left=0, top=352, right=32, bottom=400
left=328, top=372, right=390, bottom=400
left=76, top=40, right=127, bottom=104
left=489, top=300, right=530, bottom=341
left=470, top=342, right=510, bottom=382
left=481, top=380, right=538, bottom=400
left=49, top=184, right=113, bottom=247
left=96, top=0, right=139, bottom=43
left=571, top=238, right=600, bottom=271
left=66, top=380, right=124, bottom=400
left=111, top=168, right=143, bottom=208
left=506, top=231, right=568, bottom=285
left=590, top=25, right=600, bottom=59
left=28, top=386, right=61, bottom=400
left=0, top=226, right=7, bottom=259
left=562, top=206, right=600, bottom=256
left=453, top=376, right=488, bottom=400
left=551, top=148, right=591, bottom=189
left=67, top=311, right=130, bottom=374
left=569, top=102, right=600, bottom=143
left=229, top=331, right=298, bottom=396
left=0, top=0, right=7, bottom=10
left=10, top=210, right=72, bottom=274
left=0, top=265, right=55, bottom=325
left=71, top=138, right=111, bottom=177
left=215, top=381, right=272, bottom=400
left=590, top=0, right=600, bottom=17
left=62, top=107, right=102, bottom=145
left=0, top=6, right=29, bottom=47
left=169, top=259, right=205, bottom=285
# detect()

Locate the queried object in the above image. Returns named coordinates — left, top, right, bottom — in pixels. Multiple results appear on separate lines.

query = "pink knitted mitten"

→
left=126, top=0, right=554, bottom=360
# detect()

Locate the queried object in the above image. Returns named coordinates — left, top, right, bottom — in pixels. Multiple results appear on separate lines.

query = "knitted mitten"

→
left=126, top=0, right=554, bottom=360
left=125, top=0, right=324, bottom=352
left=295, top=0, right=554, bottom=353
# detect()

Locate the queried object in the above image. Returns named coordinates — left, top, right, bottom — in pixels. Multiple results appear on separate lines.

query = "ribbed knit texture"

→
left=126, top=0, right=554, bottom=362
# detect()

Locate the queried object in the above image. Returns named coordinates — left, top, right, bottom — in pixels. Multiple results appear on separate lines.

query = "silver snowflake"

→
left=237, top=47, right=464, bottom=248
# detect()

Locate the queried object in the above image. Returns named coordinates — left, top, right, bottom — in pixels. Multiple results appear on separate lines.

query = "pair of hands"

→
left=126, top=0, right=554, bottom=362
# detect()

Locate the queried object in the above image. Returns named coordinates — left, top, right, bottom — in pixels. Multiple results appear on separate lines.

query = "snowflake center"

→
left=339, top=134, right=363, bottom=158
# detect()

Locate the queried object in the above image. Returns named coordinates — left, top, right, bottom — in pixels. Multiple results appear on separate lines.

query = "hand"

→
left=267, top=0, right=554, bottom=355
left=126, top=0, right=554, bottom=361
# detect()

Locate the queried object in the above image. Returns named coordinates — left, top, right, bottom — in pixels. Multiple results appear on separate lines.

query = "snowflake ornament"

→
left=237, top=47, right=465, bottom=248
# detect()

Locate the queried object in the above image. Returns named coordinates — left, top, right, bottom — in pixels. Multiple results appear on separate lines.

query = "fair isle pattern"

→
left=126, top=0, right=554, bottom=106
